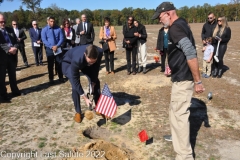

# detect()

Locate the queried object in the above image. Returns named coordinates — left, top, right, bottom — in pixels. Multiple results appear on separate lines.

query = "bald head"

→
left=0, top=14, right=6, bottom=29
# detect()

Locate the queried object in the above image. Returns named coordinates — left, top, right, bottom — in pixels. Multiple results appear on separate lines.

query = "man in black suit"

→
left=12, top=20, right=29, bottom=67
left=0, top=14, right=23, bottom=102
left=62, top=44, right=103, bottom=123
left=76, top=14, right=95, bottom=45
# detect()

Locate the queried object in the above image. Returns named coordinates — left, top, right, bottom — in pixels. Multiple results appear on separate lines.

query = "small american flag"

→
left=95, top=84, right=117, bottom=118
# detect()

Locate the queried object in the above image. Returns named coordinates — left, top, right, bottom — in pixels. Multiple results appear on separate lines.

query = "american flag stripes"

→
left=95, top=84, right=117, bottom=118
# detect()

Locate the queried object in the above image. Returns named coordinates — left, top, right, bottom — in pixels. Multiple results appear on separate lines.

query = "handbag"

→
left=102, top=41, right=109, bottom=51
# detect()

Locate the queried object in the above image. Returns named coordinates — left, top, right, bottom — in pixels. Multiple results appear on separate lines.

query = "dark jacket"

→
left=29, top=27, right=42, bottom=46
left=212, top=27, right=231, bottom=45
left=201, top=20, right=217, bottom=40
left=123, top=23, right=138, bottom=47
left=62, top=27, right=76, bottom=48
left=156, top=27, right=165, bottom=51
left=76, top=21, right=95, bottom=45
left=62, top=45, right=103, bottom=96
left=15, top=28, right=27, bottom=47
left=0, top=27, right=19, bottom=65
left=136, top=23, right=147, bottom=44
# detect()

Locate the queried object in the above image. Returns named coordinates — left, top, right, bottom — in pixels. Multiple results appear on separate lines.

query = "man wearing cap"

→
left=152, top=2, right=205, bottom=160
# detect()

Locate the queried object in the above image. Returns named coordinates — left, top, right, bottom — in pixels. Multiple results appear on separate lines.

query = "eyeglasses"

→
left=217, top=20, right=222, bottom=22
left=12, top=24, right=17, bottom=25
left=0, top=21, right=6, bottom=24
left=208, top=17, right=213, bottom=19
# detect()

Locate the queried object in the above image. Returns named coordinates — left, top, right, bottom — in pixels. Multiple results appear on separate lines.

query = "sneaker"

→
left=202, top=73, right=206, bottom=78
left=163, top=135, right=172, bottom=141
left=205, top=75, right=210, bottom=78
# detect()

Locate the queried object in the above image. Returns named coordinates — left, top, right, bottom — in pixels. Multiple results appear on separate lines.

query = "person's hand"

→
left=82, top=95, right=92, bottom=107
left=37, top=40, right=41, bottom=44
left=18, top=38, right=21, bottom=41
left=194, top=83, right=205, bottom=94
left=134, top=32, right=139, bottom=37
left=126, top=40, right=130, bottom=44
left=8, top=47, right=17, bottom=55
left=52, top=46, right=58, bottom=52
left=81, top=30, right=85, bottom=35
left=139, top=34, right=141, bottom=37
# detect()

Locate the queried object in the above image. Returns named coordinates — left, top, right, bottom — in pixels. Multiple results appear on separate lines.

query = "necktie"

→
left=1, top=29, right=12, bottom=47
left=35, top=29, right=38, bottom=34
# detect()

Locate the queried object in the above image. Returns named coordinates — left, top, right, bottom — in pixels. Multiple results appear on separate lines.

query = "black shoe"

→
left=36, top=63, right=39, bottom=66
left=127, top=72, right=131, bottom=75
left=212, top=69, right=218, bottom=78
left=0, top=95, right=11, bottom=102
left=138, top=66, right=142, bottom=73
left=25, top=62, right=29, bottom=67
left=59, top=78, right=65, bottom=83
left=160, top=69, right=165, bottom=72
left=39, top=62, right=44, bottom=66
left=217, top=69, right=222, bottom=78
left=49, top=80, right=55, bottom=85
left=12, top=92, right=25, bottom=97
left=143, top=67, right=147, bottom=74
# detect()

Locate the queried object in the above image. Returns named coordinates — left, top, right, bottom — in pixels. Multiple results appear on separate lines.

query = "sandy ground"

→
left=0, top=22, right=240, bottom=160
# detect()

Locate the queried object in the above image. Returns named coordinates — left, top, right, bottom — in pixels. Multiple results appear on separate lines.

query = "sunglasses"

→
left=208, top=17, right=213, bottom=19
left=217, top=20, right=222, bottom=22
left=12, top=24, right=17, bottom=25
left=128, top=19, right=133, bottom=21
left=33, top=24, right=37, bottom=25
left=65, top=23, right=69, bottom=25
left=0, top=21, right=6, bottom=24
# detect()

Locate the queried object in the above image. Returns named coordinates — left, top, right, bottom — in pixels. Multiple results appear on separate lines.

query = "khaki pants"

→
left=169, top=81, right=194, bottom=160
left=202, top=60, right=211, bottom=76
left=137, top=41, right=147, bottom=67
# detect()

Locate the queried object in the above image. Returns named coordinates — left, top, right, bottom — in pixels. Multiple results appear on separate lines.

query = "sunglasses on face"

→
left=217, top=20, right=222, bottom=22
left=208, top=17, right=213, bottom=19
left=0, top=21, right=6, bottom=24
left=65, top=23, right=69, bottom=25
left=128, top=19, right=133, bottom=21
left=33, top=24, right=37, bottom=25
left=12, top=24, right=17, bottom=25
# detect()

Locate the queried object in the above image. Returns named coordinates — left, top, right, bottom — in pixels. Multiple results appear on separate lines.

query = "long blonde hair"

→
left=213, top=16, right=229, bottom=37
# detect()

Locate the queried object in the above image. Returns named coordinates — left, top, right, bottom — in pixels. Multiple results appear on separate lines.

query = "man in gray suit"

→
left=73, top=18, right=80, bottom=46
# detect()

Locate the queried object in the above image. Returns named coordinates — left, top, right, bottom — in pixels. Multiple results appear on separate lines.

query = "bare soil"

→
left=0, top=22, right=240, bottom=160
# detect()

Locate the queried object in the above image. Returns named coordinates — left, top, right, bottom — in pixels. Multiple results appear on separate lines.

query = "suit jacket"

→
left=99, top=26, right=117, bottom=52
left=0, top=27, right=18, bottom=65
left=29, top=27, right=42, bottom=47
left=76, top=21, right=95, bottom=45
left=62, top=45, right=103, bottom=95
left=13, top=28, right=27, bottom=47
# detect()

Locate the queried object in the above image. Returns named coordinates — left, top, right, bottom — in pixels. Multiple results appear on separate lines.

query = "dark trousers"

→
left=17, top=45, right=28, bottom=64
left=161, top=48, right=167, bottom=71
left=32, top=46, right=43, bottom=65
left=213, top=44, right=227, bottom=70
left=0, top=55, right=20, bottom=97
left=71, top=78, right=100, bottom=113
left=47, top=54, right=63, bottom=80
left=104, top=50, right=114, bottom=72
left=126, top=47, right=137, bottom=72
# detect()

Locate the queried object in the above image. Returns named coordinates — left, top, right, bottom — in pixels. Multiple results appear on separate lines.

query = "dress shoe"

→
left=106, top=71, right=110, bottom=75
left=12, top=92, right=25, bottom=97
left=110, top=71, right=115, bottom=75
left=160, top=69, right=165, bottom=72
left=74, top=113, right=82, bottom=123
left=143, top=67, right=147, bottom=74
left=39, top=62, right=44, bottom=66
left=212, top=68, right=218, bottom=78
left=36, top=64, right=39, bottom=66
left=217, top=69, right=222, bottom=78
left=25, top=62, right=29, bottom=67
left=0, top=95, right=11, bottom=102
left=49, top=79, right=55, bottom=85
left=127, top=72, right=131, bottom=75
left=59, top=78, right=65, bottom=83
left=138, top=66, right=142, bottom=73
left=132, top=72, right=136, bottom=75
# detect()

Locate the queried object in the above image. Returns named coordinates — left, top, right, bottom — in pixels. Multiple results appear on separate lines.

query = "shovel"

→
left=214, top=38, right=221, bottom=63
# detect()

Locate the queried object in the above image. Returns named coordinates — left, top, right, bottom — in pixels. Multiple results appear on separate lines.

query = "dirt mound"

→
left=66, top=140, right=137, bottom=160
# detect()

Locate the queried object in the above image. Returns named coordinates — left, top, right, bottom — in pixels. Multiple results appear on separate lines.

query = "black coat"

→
left=136, top=23, right=147, bottom=44
left=201, top=20, right=217, bottom=41
left=14, top=28, right=27, bottom=47
left=0, top=27, right=19, bottom=65
left=156, top=27, right=165, bottom=51
left=123, top=23, right=138, bottom=47
left=212, top=27, right=231, bottom=45
left=76, top=21, right=95, bottom=45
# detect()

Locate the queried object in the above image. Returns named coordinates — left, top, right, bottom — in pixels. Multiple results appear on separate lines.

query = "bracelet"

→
left=194, top=81, right=202, bottom=85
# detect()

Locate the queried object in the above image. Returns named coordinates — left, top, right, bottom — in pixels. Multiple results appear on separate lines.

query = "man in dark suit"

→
left=76, top=14, right=95, bottom=45
left=12, top=20, right=29, bottom=67
left=0, top=14, right=23, bottom=102
left=62, top=44, right=103, bottom=123
left=29, top=20, right=43, bottom=66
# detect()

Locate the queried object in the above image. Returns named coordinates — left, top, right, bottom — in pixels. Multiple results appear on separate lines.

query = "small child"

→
left=202, top=37, right=214, bottom=78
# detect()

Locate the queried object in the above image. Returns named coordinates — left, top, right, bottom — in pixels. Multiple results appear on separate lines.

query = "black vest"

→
left=168, top=18, right=195, bottom=82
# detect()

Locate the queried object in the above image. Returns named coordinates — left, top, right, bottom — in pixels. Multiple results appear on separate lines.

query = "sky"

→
left=0, top=0, right=229, bottom=12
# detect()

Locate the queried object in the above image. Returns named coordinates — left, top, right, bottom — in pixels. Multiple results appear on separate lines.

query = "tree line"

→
left=0, top=1, right=240, bottom=29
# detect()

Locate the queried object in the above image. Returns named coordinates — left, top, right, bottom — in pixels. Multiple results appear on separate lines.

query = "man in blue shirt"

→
left=41, top=16, right=64, bottom=84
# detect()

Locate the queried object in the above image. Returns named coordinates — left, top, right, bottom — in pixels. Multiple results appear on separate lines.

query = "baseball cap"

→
left=152, top=2, right=176, bottom=20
